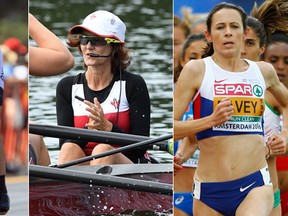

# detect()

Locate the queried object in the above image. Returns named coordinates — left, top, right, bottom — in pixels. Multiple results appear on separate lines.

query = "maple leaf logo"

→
left=111, top=98, right=119, bottom=109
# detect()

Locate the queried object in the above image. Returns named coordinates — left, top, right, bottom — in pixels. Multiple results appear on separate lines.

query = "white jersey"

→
left=193, top=57, right=266, bottom=140
left=264, top=101, right=281, bottom=143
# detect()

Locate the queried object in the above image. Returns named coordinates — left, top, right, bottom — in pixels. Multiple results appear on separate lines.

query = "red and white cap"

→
left=69, top=10, right=126, bottom=44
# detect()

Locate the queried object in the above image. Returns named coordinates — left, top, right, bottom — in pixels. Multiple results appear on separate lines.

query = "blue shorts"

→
left=174, top=192, right=193, bottom=216
left=193, top=167, right=271, bottom=216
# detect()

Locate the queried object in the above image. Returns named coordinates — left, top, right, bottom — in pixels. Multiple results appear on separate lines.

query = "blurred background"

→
left=174, top=0, right=266, bottom=16
left=0, top=0, right=28, bottom=173
left=0, top=0, right=28, bottom=215
left=0, top=0, right=27, bottom=42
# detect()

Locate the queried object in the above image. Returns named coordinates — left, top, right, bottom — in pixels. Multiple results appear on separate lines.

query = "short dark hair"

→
left=174, top=33, right=207, bottom=83
left=262, top=31, right=288, bottom=59
left=206, top=2, right=247, bottom=33
left=203, top=2, right=247, bottom=57
left=246, top=16, right=267, bottom=48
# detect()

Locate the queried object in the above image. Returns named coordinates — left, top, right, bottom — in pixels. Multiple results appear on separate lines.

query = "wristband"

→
left=176, top=152, right=186, bottom=164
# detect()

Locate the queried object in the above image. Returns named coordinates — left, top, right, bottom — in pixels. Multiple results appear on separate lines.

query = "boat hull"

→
left=30, top=178, right=172, bottom=215
left=29, top=164, right=173, bottom=215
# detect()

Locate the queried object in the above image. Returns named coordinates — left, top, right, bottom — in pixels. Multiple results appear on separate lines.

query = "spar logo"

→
left=215, top=83, right=263, bottom=97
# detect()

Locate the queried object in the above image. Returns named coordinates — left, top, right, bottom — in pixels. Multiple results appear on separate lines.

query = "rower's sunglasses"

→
left=79, top=36, right=121, bottom=46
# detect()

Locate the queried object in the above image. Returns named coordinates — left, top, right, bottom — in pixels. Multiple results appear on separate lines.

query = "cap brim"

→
left=69, top=25, right=86, bottom=34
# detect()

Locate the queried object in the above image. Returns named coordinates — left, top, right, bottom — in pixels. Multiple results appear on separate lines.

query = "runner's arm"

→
left=263, top=63, right=288, bottom=152
left=174, top=61, right=234, bottom=140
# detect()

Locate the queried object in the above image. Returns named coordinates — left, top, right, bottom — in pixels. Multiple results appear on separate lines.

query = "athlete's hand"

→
left=266, top=134, right=286, bottom=156
left=174, top=155, right=184, bottom=175
left=84, top=97, right=113, bottom=131
left=211, top=98, right=234, bottom=127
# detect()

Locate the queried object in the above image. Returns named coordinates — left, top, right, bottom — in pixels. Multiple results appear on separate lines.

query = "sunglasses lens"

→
left=80, top=37, right=107, bottom=46
left=79, top=38, right=89, bottom=45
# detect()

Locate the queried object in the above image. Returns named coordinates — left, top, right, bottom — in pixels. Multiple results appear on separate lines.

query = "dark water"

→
left=29, top=0, right=173, bottom=164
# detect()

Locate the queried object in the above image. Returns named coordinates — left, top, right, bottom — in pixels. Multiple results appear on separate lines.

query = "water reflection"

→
left=29, top=0, right=173, bottom=163
left=30, top=180, right=172, bottom=215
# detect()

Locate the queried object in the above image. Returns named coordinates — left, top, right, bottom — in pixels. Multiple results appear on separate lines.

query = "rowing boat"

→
left=29, top=164, right=173, bottom=215
left=29, top=124, right=173, bottom=215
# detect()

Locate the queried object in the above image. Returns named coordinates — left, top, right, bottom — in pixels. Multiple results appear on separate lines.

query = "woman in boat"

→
left=56, top=10, right=151, bottom=165
left=173, top=33, right=208, bottom=216
left=174, top=2, right=288, bottom=215
left=29, top=13, right=74, bottom=166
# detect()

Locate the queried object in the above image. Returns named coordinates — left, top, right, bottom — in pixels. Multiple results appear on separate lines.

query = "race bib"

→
left=213, top=83, right=265, bottom=132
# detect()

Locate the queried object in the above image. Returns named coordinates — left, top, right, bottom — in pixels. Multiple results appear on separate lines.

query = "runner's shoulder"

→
left=181, top=59, right=205, bottom=79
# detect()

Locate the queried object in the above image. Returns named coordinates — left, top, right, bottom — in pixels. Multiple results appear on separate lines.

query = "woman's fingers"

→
left=212, top=98, right=234, bottom=126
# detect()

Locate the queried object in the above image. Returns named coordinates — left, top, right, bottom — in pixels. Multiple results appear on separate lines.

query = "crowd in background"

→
left=1, top=37, right=28, bottom=173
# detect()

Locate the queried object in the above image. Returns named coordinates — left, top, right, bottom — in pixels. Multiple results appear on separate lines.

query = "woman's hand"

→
left=211, top=98, right=234, bottom=127
left=266, top=133, right=287, bottom=156
left=84, top=97, right=113, bottom=131
left=174, top=153, right=185, bottom=175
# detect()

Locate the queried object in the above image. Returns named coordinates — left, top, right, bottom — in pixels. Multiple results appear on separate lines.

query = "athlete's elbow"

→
left=65, top=55, right=75, bottom=71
